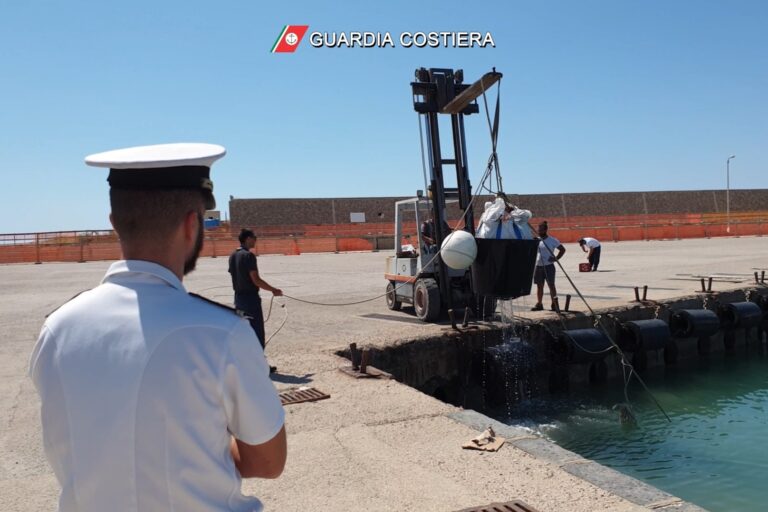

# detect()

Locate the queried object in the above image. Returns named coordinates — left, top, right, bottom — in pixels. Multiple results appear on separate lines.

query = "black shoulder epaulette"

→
left=46, top=289, right=92, bottom=318
left=189, top=292, right=239, bottom=315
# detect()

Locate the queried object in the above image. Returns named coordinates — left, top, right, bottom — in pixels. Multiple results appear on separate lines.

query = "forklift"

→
left=384, top=68, right=505, bottom=323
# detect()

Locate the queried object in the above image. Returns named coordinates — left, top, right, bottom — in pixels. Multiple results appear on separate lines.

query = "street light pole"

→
left=726, top=155, right=736, bottom=233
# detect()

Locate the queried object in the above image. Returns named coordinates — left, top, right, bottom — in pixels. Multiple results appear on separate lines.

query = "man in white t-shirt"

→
left=579, top=237, right=602, bottom=271
left=531, top=221, right=566, bottom=311
left=29, top=144, right=287, bottom=512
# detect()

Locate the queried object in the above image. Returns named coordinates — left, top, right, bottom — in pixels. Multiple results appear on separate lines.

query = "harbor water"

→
left=500, top=348, right=768, bottom=511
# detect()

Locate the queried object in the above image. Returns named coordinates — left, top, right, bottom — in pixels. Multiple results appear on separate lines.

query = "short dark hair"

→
left=238, top=228, right=256, bottom=244
left=578, top=238, right=586, bottom=245
left=110, top=188, right=205, bottom=244
left=538, top=221, right=548, bottom=230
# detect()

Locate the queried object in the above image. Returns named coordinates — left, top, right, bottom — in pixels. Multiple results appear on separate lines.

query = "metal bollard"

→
left=359, top=349, right=370, bottom=374
left=349, top=343, right=360, bottom=370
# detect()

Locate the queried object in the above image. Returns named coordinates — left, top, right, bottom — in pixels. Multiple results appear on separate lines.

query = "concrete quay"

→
left=3, top=236, right=766, bottom=511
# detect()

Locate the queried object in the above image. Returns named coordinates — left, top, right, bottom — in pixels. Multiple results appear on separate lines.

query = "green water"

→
left=504, top=353, right=768, bottom=512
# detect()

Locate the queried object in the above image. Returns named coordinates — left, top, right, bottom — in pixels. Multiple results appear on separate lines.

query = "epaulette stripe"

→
left=188, top=292, right=239, bottom=314
left=46, top=289, right=92, bottom=318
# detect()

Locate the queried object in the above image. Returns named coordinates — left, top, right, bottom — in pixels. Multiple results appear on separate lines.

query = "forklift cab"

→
left=384, top=197, right=468, bottom=321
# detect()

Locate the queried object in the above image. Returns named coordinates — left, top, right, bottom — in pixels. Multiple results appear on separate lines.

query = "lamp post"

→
left=726, top=155, right=736, bottom=233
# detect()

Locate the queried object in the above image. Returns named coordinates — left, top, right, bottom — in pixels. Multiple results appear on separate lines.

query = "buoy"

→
left=440, top=230, right=477, bottom=270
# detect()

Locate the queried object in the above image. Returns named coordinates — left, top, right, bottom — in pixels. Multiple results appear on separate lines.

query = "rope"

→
left=264, top=299, right=288, bottom=346
left=264, top=295, right=274, bottom=322
left=467, top=83, right=660, bottom=418
left=281, top=291, right=395, bottom=307
left=532, top=228, right=671, bottom=422
left=479, top=82, right=503, bottom=193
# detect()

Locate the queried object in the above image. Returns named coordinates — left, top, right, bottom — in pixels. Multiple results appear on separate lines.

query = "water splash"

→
left=482, top=298, right=540, bottom=416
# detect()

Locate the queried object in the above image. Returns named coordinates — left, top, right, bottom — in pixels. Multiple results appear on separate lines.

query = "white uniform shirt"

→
left=29, top=260, right=285, bottom=512
left=536, top=236, right=562, bottom=266
left=582, top=237, right=601, bottom=248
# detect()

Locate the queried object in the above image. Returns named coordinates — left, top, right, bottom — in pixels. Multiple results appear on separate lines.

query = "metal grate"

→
left=454, top=500, right=540, bottom=512
left=279, top=387, right=330, bottom=406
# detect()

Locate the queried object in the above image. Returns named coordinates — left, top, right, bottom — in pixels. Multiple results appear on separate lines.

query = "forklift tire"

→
left=414, top=278, right=441, bottom=322
left=385, top=281, right=402, bottom=311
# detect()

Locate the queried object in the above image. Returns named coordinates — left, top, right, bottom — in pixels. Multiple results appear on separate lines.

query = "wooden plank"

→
left=441, top=71, right=503, bottom=114
left=338, top=365, right=393, bottom=380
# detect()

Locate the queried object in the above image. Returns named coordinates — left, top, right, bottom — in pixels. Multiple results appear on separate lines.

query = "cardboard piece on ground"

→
left=462, top=427, right=506, bottom=452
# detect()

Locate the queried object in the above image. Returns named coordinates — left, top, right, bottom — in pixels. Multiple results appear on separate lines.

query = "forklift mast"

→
left=411, top=67, right=502, bottom=311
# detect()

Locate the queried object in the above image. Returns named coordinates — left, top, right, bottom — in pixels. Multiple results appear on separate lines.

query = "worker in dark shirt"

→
left=228, top=228, right=283, bottom=372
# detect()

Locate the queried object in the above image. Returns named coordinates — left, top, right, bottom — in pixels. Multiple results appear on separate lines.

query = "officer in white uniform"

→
left=29, top=143, right=287, bottom=511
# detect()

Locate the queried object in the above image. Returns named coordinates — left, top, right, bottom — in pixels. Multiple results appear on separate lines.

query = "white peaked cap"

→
left=85, top=143, right=226, bottom=169
left=85, top=143, right=226, bottom=209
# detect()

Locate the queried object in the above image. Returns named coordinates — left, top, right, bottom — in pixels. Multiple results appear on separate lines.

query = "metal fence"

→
left=2, top=212, right=766, bottom=265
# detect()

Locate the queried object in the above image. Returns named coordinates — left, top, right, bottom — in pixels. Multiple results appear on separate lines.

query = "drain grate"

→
left=454, top=500, right=540, bottom=512
left=279, top=387, right=330, bottom=406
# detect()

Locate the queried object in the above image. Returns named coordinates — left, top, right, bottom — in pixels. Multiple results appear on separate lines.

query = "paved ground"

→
left=2, top=236, right=766, bottom=511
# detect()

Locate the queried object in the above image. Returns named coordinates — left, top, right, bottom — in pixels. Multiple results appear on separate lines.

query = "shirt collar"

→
left=102, top=260, right=186, bottom=292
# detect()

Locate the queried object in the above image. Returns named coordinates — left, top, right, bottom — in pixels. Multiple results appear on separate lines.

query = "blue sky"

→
left=1, top=0, right=766, bottom=233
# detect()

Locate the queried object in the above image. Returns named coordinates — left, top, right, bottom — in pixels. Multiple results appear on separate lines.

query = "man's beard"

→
left=183, top=213, right=205, bottom=275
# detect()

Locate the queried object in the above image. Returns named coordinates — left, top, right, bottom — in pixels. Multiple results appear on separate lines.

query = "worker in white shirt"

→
left=579, top=236, right=602, bottom=271
left=531, top=221, right=566, bottom=311
left=29, top=143, right=286, bottom=512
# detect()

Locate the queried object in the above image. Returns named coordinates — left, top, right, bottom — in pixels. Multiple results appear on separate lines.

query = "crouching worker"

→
left=579, top=237, right=601, bottom=271
left=29, top=143, right=286, bottom=512
left=532, top=221, right=566, bottom=311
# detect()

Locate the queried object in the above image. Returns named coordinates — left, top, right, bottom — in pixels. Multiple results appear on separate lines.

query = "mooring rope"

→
left=533, top=231, right=672, bottom=422
left=475, top=77, right=671, bottom=421
left=264, top=297, right=288, bottom=346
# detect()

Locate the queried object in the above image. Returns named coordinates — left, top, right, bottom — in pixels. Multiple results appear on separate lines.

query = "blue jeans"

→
left=234, top=293, right=265, bottom=348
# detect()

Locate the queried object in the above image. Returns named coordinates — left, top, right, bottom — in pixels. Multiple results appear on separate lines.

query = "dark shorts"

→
left=589, top=246, right=601, bottom=270
left=234, top=293, right=265, bottom=348
left=534, top=264, right=556, bottom=287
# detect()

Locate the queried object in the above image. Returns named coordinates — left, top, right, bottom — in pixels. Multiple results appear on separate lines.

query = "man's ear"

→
left=183, top=210, right=199, bottom=241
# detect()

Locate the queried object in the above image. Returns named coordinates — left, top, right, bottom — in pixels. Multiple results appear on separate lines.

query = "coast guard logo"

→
left=271, top=25, right=309, bottom=53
